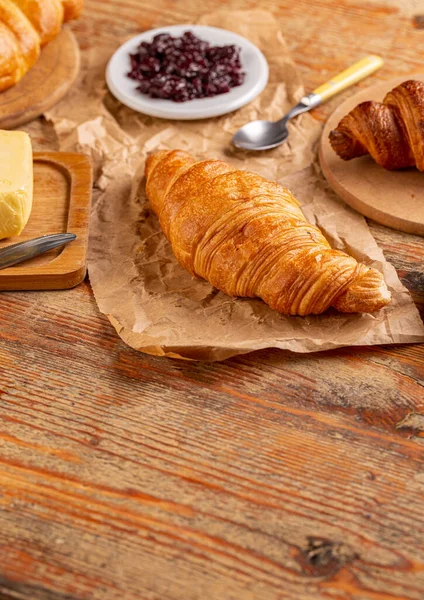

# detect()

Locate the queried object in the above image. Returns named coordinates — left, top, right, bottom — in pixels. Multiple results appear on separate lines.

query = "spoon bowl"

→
left=232, top=93, right=320, bottom=151
left=232, top=119, right=289, bottom=151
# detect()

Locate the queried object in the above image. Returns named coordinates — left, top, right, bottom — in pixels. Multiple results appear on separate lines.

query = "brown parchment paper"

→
left=45, top=9, right=424, bottom=361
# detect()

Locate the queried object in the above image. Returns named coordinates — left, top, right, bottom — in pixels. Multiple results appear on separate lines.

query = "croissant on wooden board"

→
left=329, top=80, right=424, bottom=171
left=145, top=150, right=391, bottom=316
left=0, top=0, right=83, bottom=92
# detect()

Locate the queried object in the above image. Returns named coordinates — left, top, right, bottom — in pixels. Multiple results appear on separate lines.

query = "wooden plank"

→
left=0, top=152, right=92, bottom=290
left=0, top=329, right=423, bottom=600
left=0, top=1, right=423, bottom=599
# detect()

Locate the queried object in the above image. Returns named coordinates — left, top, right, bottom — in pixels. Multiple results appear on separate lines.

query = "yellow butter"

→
left=0, top=130, right=33, bottom=240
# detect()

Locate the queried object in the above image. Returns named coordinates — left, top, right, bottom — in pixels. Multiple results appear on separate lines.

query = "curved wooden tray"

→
left=319, top=74, right=424, bottom=237
left=0, top=27, right=80, bottom=130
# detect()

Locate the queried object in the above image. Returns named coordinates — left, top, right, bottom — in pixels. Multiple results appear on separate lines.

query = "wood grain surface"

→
left=0, top=28, right=80, bottom=130
left=0, top=1, right=424, bottom=600
left=0, top=153, right=92, bottom=290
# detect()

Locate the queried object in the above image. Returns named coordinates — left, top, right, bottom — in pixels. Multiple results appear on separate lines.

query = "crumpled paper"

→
left=46, top=9, right=424, bottom=361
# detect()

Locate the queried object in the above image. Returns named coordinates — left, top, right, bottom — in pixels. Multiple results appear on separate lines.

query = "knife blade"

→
left=0, top=233, right=77, bottom=270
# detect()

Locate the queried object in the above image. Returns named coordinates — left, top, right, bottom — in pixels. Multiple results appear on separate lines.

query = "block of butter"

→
left=0, top=130, right=33, bottom=240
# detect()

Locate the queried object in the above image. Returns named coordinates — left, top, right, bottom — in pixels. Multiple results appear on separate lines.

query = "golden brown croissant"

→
left=11, top=0, right=63, bottom=45
left=329, top=80, right=424, bottom=171
left=61, top=0, right=83, bottom=21
left=145, top=150, right=391, bottom=316
left=0, top=0, right=83, bottom=92
left=0, top=1, right=39, bottom=92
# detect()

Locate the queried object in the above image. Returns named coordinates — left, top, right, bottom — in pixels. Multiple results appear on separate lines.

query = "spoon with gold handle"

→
left=232, top=55, right=383, bottom=151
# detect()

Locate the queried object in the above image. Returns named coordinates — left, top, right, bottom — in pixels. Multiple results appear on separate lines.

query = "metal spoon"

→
left=232, top=55, right=383, bottom=151
left=0, top=233, right=76, bottom=270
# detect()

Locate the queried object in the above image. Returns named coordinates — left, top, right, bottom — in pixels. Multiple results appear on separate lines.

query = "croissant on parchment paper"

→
left=0, top=0, right=84, bottom=92
left=329, top=80, right=424, bottom=171
left=145, top=150, right=391, bottom=316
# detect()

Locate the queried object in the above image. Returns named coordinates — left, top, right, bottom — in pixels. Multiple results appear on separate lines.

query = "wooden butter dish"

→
left=0, top=152, right=92, bottom=291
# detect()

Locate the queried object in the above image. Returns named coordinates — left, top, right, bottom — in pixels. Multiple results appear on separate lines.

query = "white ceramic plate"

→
left=106, top=24, right=269, bottom=120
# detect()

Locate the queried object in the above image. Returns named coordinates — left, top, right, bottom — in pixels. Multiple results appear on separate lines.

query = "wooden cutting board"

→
left=319, top=74, right=424, bottom=236
left=0, top=28, right=80, bottom=130
left=0, top=152, right=92, bottom=290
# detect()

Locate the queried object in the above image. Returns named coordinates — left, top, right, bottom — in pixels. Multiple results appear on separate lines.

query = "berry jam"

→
left=127, top=31, right=246, bottom=102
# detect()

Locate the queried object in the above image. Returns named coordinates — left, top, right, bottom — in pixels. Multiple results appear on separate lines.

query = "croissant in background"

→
left=329, top=80, right=424, bottom=171
left=0, top=0, right=83, bottom=92
left=145, top=150, right=391, bottom=316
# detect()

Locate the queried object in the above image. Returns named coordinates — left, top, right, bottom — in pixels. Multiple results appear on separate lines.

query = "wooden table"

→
left=1, top=1, right=424, bottom=599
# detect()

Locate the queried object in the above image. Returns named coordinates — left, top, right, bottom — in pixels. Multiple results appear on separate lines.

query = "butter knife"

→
left=0, top=233, right=77, bottom=270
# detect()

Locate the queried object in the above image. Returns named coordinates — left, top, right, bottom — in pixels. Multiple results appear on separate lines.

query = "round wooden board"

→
left=0, top=27, right=80, bottom=130
left=319, top=74, right=424, bottom=236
